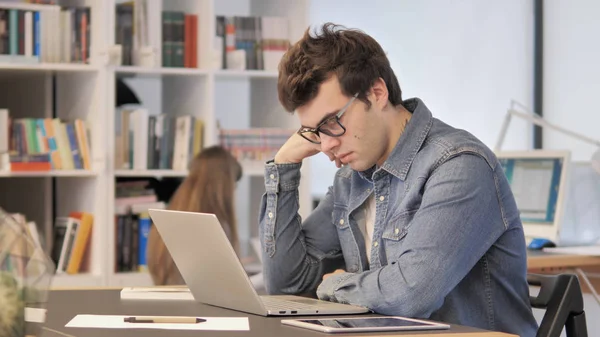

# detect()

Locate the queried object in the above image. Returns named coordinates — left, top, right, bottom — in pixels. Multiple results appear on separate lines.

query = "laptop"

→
left=148, top=209, right=370, bottom=316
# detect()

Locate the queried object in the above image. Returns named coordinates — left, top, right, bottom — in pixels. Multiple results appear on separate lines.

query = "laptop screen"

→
left=499, top=156, right=564, bottom=225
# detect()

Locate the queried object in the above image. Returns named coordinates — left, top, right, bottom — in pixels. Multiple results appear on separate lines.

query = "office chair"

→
left=528, top=273, right=588, bottom=337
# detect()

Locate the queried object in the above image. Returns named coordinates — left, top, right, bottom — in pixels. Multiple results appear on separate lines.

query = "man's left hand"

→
left=322, top=269, right=345, bottom=281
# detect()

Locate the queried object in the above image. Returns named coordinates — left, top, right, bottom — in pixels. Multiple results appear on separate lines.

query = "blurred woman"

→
left=147, top=146, right=242, bottom=285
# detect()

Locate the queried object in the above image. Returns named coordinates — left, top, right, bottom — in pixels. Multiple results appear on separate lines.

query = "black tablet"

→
left=281, top=316, right=451, bottom=333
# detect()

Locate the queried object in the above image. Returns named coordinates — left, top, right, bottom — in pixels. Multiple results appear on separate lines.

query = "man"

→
left=258, top=23, right=538, bottom=336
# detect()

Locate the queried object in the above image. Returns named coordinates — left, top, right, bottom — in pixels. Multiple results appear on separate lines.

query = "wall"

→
left=544, top=0, right=600, bottom=161
left=543, top=0, right=600, bottom=334
left=308, top=0, right=535, bottom=199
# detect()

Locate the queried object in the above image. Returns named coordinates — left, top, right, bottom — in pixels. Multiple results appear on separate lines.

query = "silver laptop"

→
left=148, top=209, right=369, bottom=316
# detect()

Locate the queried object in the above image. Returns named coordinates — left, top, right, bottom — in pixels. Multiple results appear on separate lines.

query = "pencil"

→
left=124, top=316, right=206, bottom=324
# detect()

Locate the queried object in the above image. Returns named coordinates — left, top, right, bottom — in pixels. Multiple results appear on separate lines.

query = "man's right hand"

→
left=274, top=133, right=321, bottom=164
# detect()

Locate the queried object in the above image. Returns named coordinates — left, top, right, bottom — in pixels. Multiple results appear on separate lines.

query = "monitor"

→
left=496, top=150, right=570, bottom=243
left=560, top=161, right=600, bottom=245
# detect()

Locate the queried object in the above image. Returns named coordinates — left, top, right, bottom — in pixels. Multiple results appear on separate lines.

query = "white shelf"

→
left=0, top=0, right=310, bottom=289
left=0, top=62, right=100, bottom=73
left=214, top=69, right=278, bottom=79
left=50, top=273, right=104, bottom=289
left=112, top=66, right=278, bottom=78
left=114, top=170, right=189, bottom=177
left=113, top=66, right=210, bottom=76
left=240, top=160, right=268, bottom=177
left=0, top=1, right=59, bottom=11
left=0, top=170, right=99, bottom=178
left=109, top=272, right=153, bottom=287
left=115, top=165, right=264, bottom=178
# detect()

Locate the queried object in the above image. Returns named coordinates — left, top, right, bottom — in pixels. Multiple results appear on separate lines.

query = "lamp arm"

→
left=494, top=110, right=513, bottom=151
left=508, top=109, right=600, bottom=148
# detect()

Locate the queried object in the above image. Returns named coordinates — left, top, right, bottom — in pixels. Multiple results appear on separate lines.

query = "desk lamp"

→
left=495, top=100, right=600, bottom=173
left=495, top=101, right=600, bottom=308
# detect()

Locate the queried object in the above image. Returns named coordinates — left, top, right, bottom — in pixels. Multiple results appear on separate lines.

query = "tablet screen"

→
left=298, top=317, right=436, bottom=328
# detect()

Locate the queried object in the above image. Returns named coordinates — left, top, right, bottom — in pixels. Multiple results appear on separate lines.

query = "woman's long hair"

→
left=147, top=146, right=242, bottom=285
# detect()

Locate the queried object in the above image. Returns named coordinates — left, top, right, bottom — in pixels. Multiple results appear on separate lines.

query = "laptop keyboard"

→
left=260, top=296, right=328, bottom=310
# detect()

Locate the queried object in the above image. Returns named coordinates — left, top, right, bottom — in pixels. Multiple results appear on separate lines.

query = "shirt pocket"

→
left=381, top=209, right=417, bottom=260
left=332, top=206, right=359, bottom=272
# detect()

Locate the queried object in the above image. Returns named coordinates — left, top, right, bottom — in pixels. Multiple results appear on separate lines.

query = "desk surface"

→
left=42, top=289, right=516, bottom=337
left=527, top=250, right=600, bottom=269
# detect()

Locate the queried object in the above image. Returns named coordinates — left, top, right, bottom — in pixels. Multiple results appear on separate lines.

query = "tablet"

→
left=281, top=316, right=451, bottom=333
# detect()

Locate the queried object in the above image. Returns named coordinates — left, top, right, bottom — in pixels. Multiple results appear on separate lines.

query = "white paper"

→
left=120, top=287, right=194, bottom=301
left=24, top=307, right=46, bottom=323
left=543, top=245, right=600, bottom=256
left=66, top=315, right=249, bottom=331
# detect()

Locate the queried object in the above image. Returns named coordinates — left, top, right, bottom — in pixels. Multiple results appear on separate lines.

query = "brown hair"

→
left=146, top=146, right=242, bottom=285
left=278, top=22, right=403, bottom=112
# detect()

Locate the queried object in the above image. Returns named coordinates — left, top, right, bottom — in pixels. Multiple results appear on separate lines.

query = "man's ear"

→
left=371, top=77, right=389, bottom=110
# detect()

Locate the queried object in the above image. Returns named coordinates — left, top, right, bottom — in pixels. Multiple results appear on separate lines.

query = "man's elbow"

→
left=370, top=286, right=444, bottom=318
left=263, top=268, right=318, bottom=297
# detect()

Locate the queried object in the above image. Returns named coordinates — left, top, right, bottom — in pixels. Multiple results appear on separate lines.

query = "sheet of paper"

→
left=543, top=245, right=600, bottom=256
left=120, top=287, right=194, bottom=301
left=66, top=315, right=249, bottom=331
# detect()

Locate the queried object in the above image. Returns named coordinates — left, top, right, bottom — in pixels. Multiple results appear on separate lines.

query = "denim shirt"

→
left=259, top=98, right=538, bottom=337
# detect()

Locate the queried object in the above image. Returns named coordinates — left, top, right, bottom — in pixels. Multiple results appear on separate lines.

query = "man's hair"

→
left=277, top=22, right=402, bottom=113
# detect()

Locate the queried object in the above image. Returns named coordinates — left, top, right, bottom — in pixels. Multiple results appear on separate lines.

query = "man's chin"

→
left=347, top=161, right=368, bottom=172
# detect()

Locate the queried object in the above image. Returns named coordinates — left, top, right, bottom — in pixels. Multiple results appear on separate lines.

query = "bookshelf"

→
left=0, top=0, right=311, bottom=288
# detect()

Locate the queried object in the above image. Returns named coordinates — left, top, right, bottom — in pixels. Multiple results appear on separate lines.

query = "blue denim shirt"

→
left=259, top=98, right=538, bottom=337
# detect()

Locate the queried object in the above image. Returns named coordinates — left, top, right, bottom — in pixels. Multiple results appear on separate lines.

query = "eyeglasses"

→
left=297, top=93, right=359, bottom=144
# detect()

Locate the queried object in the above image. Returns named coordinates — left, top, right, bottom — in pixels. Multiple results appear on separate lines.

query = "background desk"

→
left=527, top=250, right=600, bottom=294
left=527, top=250, right=600, bottom=270
left=41, top=289, right=516, bottom=337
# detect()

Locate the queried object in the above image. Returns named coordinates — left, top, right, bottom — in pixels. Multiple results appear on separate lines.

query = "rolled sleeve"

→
left=261, top=162, right=302, bottom=258
left=316, top=272, right=354, bottom=304
left=264, top=161, right=302, bottom=193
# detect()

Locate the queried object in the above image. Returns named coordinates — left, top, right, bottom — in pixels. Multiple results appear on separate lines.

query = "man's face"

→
left=296, top=76, right=387, bottom=171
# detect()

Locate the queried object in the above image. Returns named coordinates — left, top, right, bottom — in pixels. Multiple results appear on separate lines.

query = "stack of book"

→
left=51, top=211, right=94, bottom=275
left=161, top=10, right=198, bottom=68
left=215, top=15, right=290, bottom=71
left=219, top=128, right=293, bottom=162
left=0, top=109, right=92, bottom=172
left=115, top=109, right=204, bottom=171
left=114, top=179, right=165, bottom=273
left=0, top=2, right=92, bottom=64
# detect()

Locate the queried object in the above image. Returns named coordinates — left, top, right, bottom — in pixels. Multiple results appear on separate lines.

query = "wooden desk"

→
left=41, top=289, right=516, bottom=337
left=527, top=250, right=600, bottom=270
left=527, top=251, right=600, bottom=295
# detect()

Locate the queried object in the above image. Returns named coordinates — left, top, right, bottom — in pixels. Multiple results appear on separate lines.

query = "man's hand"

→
left=274, top=133, right=321, bottom=164
left=274, top=133, right=343, bottom=168
left=322, top=269, right=346, bottom=281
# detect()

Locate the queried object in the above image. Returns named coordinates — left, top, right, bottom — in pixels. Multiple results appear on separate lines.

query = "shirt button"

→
left=268, top=212, right=273, bottom=219
left=269, top=174, right=275, bottom=179
left=379, top=196, right=385, bottom=201
left=339, top=219, right=344, bottom=225
left=373, top=241, right=379, bottom=247
left=395, top=228, right=399, bottom=234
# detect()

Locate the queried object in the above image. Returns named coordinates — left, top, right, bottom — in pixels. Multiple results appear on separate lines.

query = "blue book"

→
left=33, top=11, right=40, bottom=56
left=65, top=123, right=83, bottom=169
left=137, top=215, right=151, bottom=272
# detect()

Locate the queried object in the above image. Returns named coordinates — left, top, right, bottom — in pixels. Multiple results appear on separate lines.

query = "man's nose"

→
left=320, top=133, right=340, bottom=154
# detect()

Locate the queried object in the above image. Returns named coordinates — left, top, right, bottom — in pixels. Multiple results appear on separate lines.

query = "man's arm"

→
left=259, top=161, right=345, bottom=296
left=316, top=154, right=508, bottom=317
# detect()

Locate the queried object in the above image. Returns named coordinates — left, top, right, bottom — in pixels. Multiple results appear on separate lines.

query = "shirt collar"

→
left=358, top=97, right=433, bottom=181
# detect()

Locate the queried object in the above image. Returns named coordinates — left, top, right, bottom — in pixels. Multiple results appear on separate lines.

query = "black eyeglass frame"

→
left=296, top=93, right=359, bottom=144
